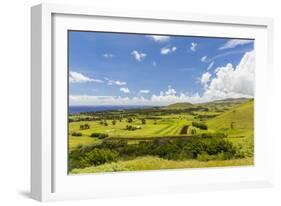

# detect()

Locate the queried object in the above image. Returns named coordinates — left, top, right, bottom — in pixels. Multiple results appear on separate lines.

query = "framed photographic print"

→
left=31, top=3, right=274, bottom=201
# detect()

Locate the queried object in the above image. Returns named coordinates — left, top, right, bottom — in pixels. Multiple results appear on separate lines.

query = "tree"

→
left=112, top=120, right=116, bottom=125
left=141, top=119, right=146, bottom=125
left=230, top=121, right=235, bottom=129
left=127, top=117, right=133, bottom=123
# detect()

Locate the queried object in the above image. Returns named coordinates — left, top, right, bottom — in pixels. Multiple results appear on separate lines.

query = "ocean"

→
left=69, top=105, right=151, bottom=114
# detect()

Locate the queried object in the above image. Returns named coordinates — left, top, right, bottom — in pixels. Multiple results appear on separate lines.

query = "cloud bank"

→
left=70, top=51, right=254, bottom=105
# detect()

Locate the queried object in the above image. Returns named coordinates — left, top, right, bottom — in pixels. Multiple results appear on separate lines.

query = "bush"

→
left=199, top=132, right=227, bottom=139
left=192, top=121, right=208, bottom=130
left=79, top=123, right=90, bottom=130
left=70, top=148, right=119, bottom=169
left=90, top=132, right=109, bottom=139
left=125, top=125, right=141, bottom=131
left=71, top=131, right=82, bottom=136
left=112, top=120, right=116, bottom=125
left=69, top=136, right=240, bottom=171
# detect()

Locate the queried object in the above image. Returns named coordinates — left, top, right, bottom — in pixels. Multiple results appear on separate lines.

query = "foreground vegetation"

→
left=68, top=98, right=254, bottom=174
left=71, top=156, right=253, bottom=174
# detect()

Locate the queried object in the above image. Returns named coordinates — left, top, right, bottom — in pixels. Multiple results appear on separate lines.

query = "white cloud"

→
left=151, top=87, right=207, bottom=105
left=131, top=50, right=147, bottom=62
left=69, top=71, right=103, bottom=83
left=120, top=87, right=130, bottom=93
left=190, top=42, right=197, bottom=52
left=201, top=56, right=207, bottom=62
left=200, top=72, right=211, bottom=88
left=105, top=78, right=127, bottom=86
left=103, top=53, right=114, bottom=58
left=207, top=61, right=215, bottom=71
left=203, top=51, right=255, bottom=99
left=219, top=39, right=253, bottom=50
left=139, top=90, right=150, bottom=94
left=147, top=35, right=170, bottom=42
left=160, top=46, right=177, bottom=55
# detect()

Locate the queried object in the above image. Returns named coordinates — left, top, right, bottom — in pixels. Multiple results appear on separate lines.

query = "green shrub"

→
left=79, top=123, right=90, bottom=130
left=71, top=131, right=82, bottom=136
left=69, top=148, right=119, bottom=169
left=90, top=132, right=109, bottom=139
left=199, top=132, right=227, bottom=139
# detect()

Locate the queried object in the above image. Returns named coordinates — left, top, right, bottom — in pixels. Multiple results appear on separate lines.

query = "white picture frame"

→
left=31, top=3, right=274, bottom=202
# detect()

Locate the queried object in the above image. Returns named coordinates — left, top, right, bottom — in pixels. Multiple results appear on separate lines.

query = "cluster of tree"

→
left=69, top=134, right=242, bottom=171
left=71, top=131, right=82, bottom=136
left=90, top=132, right=109, bottom=139
left=79, top=123, right=90, bottom=130
left=192, top=121, right=208, bottom=130
left=99, top=121, right=108, bottom=126
left=194, top=114, right=218, bottom=121
left=125, top=125, right=141, bottom=131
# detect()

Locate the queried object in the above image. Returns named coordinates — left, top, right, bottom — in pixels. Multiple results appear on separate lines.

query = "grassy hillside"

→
left=207, top=100, right=254, bottom=133
left=71, top=156, right=253, bottom=174
left=166, top=102, right=193, bottom=109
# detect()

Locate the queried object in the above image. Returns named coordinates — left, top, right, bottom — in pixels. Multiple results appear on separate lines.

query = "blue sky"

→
left=69, top=31, right=254, bottom=106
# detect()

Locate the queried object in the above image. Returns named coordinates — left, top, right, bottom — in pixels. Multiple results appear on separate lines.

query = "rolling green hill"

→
left=166, top=102, right=193, bottom=109
left=207, top=99, right=254, bottom=134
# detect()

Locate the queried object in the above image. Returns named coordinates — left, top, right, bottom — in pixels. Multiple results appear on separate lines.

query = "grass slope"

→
left=71, top=156, right=253, bottom=174
left=207, top=100, right=254, bottom=134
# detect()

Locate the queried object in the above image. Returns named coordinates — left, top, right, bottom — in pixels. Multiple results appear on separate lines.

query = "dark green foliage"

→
left=79, top=123, right=90, bottom=130
left=125, top=125, right=141, bottom=131
left=192, top=121, right=208, bottom=130
left=90, top=133, right=109, bottom=139
left=69, top=147, right=119, bottom=170
left=112, top=120, right=116, bottom=125
left=198, top=132, right=227, bottom=139
left=71, top=131, right=82, bottom=136
left=141, top=118, right=146, bottom=124
left=127, top=117, right=133, bottom=123
left=69, top=136, right=240, bottom=171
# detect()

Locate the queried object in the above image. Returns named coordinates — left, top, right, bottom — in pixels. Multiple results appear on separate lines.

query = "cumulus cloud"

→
left=147, top=35, right=170, bottom=42
left=131, top=50, right=147, bottom=62
left=190, top=42, right=197, bottom=51
left=105, top=78, right=127, bottom=86
left=151, top=86, right=206, bottom=105
left=120, top=87, right=130, bottom=93
left=201, top=56, right=207, bottom=62
left=219, top=39, right=253, bottom=50
left=203, top=51, right=255, bottom=99
left=139, top=90, right=150, bottom=94
left=69, top=71, right=103, bottom=83
left=200, top=72, right=211, bottom=88
left=160, top=46, right=177, bottom=55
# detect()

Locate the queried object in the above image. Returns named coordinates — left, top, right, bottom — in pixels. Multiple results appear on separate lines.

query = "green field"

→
left=68, top=98, right=254, bottom=174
